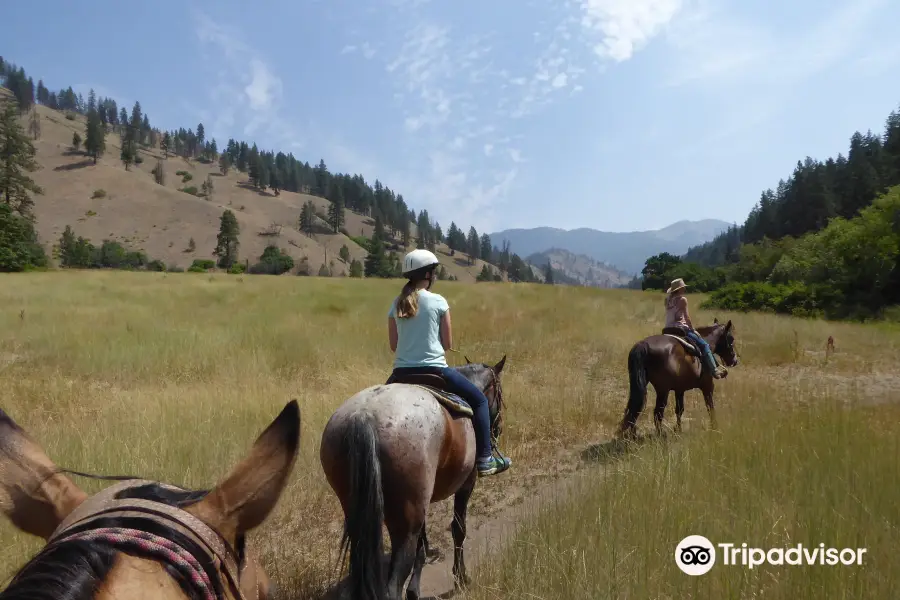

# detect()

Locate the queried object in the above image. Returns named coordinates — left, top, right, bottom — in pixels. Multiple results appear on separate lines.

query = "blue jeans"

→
left=684, top=330, right=717, bottom=371
left=391, top=366, right=493, bottom=461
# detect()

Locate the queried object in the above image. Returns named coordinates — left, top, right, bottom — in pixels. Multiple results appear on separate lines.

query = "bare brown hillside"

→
left=9, top=89, right=500, bottom=281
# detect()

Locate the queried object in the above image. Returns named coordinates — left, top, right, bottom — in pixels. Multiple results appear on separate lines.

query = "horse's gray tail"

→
left=621, top=341, right=650, bottom=433
left=338, top=415, right=386, bottom=600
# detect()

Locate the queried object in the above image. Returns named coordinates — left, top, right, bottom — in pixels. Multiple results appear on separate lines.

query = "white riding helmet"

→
left=402, top=249, right=440, bottom=276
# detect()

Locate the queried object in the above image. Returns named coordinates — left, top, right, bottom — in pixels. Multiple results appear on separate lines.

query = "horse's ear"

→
left=714, top=317, right=719, bottom=324
left=493, top=354, right=507, bottom=375
left=725, top=319, right=733, bottom=331
left=464, top=356, right=472, bottom=364
left=186, top=400, right=301, bottom=542
left=0, top=408, right=88, bottom=540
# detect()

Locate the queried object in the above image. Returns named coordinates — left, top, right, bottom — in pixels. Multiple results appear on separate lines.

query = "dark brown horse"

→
left=319, top=356, right=508, bottom=600
left=618, top=319, right=739, bottom=438
left=0, top=401, right=301, bottom=600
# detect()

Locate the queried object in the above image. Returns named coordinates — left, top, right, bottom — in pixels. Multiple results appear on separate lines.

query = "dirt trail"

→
left=319, top=438, right=631, bottom=600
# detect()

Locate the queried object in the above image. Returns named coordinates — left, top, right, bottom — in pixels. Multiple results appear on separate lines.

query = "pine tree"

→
left=219, top=152, right=231, bottom=175
left=480, top=233, right=492, bottom=262
left=298, top=200, right=316, bottom=236
left=84, top=102, right=106, bottom=164
left=349, top=258, right=363, bottom=278
left=214, top=209, right=240, bottom=269
left=0, top=98, right=43, bottom=218
left=71, top=132, right=81, bottom=152
left=153, top=159, right=165, bottom=185
left=28, top=108, right=40, bottom=140
left=161, top=132, right=171, bottom=158
left=544, top=260, right=554, bottom=284
left=328, top=184, right=345, bottom=233
left=120, top=140, right=135, bottom=170
left=466, top=226, right=480, bottom=266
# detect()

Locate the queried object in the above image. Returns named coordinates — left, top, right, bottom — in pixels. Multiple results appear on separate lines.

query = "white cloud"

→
left=662, top=0, right=890, bottom=88
left=578, top=0, right=684, bottom=61
left=192, top=11, right=301, bottom=149
left=551, top=72, right=569, bottom=88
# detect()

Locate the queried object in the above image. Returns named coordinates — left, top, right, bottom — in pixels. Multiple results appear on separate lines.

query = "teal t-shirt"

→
left=388, top=289, right=450, bottom=368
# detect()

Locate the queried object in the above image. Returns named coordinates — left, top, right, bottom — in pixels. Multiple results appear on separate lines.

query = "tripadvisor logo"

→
left=675, top=535, right=867, bottom=575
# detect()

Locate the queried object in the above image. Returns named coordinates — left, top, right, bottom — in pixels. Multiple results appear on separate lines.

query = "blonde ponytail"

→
left=395, top=281, right=420, bottom=319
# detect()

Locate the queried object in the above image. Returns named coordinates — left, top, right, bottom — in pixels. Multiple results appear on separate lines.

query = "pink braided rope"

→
left=59, top=527, right=217, bottom=600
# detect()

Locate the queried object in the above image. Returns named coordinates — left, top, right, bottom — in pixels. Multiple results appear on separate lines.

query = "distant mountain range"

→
left=526, top=248, right=634, bottom=288
left=489, top=219, right=732, bottom=275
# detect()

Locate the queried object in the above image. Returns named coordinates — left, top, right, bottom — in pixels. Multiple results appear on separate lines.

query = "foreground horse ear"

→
left=725, top=319, right=733, bottom=331
left=493, top=355, right=507, bottom=375
left=714, top=317, right=719, bottom=324
left=187, top=400, right=301, bottom=540
left=0, top=408, right=88, bottom=540
left=464, top=356, right=472, bottom=364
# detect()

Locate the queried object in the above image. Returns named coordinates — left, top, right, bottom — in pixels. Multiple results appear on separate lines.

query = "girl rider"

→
left=664, top=277, right=727, bottom=379
left=387, top=249, right=512, bottom=477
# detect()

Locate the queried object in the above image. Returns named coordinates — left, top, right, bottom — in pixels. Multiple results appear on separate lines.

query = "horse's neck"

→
left=697, top=326, right=720, bottom=343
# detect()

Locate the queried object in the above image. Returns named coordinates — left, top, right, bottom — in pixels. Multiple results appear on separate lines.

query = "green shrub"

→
left=190, top=258, right=216, bottom=271
left=349, top=235, right=371, bottom=252
left=180, top=186, right=199, bottom=196
left=248, top=245, right=294, bottom=275
left=0, top=204, right=48, bottom=272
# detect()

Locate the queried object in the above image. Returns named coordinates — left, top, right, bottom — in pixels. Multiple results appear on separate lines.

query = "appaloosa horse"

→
left=319, top=356, right=508, bottom=600
left=618, top=319, right=739, bottom=438
left=0, top=400, right=301, bottom=600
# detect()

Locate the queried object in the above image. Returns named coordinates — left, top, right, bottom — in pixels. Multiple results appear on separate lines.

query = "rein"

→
left=485, top=370, right=506, bottom=458
left=43, top=479, right=253, bottom=600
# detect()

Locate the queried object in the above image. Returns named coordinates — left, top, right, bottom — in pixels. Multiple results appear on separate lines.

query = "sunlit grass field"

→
left=1, top=271, right=898, bottom=598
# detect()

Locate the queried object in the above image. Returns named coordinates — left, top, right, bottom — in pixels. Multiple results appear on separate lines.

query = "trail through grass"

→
left=1, top=271, right=897, bottom=598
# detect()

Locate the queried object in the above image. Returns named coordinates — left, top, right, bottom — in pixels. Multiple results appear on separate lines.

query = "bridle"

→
left=41, top=478, right=257, bottom=600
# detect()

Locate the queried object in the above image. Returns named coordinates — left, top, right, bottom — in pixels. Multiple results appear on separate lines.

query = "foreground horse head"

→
left=618, top=319, right=738, bottom=438
left=0, top=401, right=301, bottom=600
left=320, top=356, right=508, bottom=600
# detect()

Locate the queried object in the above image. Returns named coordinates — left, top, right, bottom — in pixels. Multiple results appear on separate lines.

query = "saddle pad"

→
left=410, top=384, right=473, bottom=417
left=663, top=333, right=700, bottom=355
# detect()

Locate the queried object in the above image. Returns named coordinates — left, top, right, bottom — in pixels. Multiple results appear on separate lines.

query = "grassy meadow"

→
left=1, top=271, right=898, bottom=598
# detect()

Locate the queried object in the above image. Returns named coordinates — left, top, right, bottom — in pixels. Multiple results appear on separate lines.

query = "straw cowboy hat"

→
left=666, top=278, right=688, bottom=294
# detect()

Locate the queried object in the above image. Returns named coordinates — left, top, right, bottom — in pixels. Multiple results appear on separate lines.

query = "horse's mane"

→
left=0, top=479, right=230, bottom=600
left=454, top=363, right=496, bottom=388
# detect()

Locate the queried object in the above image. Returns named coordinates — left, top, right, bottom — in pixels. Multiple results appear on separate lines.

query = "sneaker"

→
left=712, top=366, right=728, bottom=379
left=477, top=454, right=511, bottom=477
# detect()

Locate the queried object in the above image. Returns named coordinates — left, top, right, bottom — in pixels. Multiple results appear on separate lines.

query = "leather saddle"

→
left=385, top=372, right=450, bottom=390
left=661, top=326, right=702, bottom=357
left=384, top=372, right=472, bottom=417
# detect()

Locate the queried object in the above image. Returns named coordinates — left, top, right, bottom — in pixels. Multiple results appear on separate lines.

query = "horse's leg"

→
left=451, top=469, right=477, bottom=589
left=404, top=526, right=428, bottom=600
left=674, top=391, right=685, bottom=433
left=653, top=389, right=669, bottom=437
left=385, top=503, right=426, bottom=600
left=702, top=382, right=718, bottom=430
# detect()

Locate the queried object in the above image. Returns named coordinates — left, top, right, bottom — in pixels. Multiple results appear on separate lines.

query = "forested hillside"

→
left=641, top=102, right=900, bottom=320
left=0, top=55, right=543, bottom=282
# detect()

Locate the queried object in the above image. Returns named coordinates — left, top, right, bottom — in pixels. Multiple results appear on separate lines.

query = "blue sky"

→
left=6, top=0, right=900, bottom=234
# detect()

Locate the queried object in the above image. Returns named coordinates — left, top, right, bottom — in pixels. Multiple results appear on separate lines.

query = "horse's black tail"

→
left=339, top=415, right=385, bottom=600
left=620, top=341, right=650, bottom=435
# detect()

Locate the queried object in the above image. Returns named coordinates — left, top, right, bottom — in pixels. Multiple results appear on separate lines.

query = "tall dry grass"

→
left=1, top=271, right=897, bottom=597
